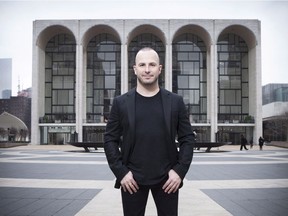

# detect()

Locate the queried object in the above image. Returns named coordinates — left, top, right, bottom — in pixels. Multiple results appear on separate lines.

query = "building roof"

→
left=0, top=111, right=28, bottom=130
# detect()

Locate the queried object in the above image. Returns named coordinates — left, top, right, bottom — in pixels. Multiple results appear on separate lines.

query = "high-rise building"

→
left=0, top=58, right=12, bottom=99
left=31, top=19, right=262, bottom=145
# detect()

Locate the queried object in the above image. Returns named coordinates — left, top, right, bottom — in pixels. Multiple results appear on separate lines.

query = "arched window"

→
left=217, top=33, right=249, bottom=123
left=45, top=34, right=76, bottom=123
left=86, top=33, right=121, bottom=123
left=128, top=33, right=165, bottom=90
left=172, top=33, right=207, bottom=123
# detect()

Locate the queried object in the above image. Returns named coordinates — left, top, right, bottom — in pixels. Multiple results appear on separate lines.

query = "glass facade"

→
left=83, top=126, right=106, bottom=143
left=262, top=83, right=288, bottom=141
left=40, top=126, right=75, bottom=144
left=86, top=33, right=121, bottom=123
left=192, top=126, right=210, bottom=142
left=128, top=33, right=165, bottom=90
left=217, top=33, right=249, bottom=123
left=172, top=34, right=207, bottom=123
left=45, top=34, right=76, bottom=123
left=217, top=126, right=253, bottom=144
left=263, top=119, right=287, bottom=141
left=262, top=84, right=288, bottom=105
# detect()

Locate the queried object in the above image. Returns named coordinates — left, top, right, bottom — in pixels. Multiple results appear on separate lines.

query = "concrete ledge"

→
left=267, top=141, right=288, bottom=149
left=0, top=142, right=29, bottom=148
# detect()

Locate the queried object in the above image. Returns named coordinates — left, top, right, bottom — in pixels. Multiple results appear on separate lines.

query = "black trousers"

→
left=121, top=183, right=179, bottom=216
left=240, top=144, right=248, bottom=150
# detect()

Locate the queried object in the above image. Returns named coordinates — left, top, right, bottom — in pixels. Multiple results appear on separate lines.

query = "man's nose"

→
left=145, top=65, right=150, bottom=73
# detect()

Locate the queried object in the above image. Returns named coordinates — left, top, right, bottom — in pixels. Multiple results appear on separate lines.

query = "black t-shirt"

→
left=127, top=91, right=171, bottom=185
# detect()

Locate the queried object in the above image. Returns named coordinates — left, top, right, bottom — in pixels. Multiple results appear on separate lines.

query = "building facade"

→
left=262, top=83, right=288, bottom=141
left=31, top=19, right=262, bottom=145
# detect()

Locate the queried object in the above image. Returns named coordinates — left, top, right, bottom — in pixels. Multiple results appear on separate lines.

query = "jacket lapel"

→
left=161, top=89, right=172, bottom=137
left=126, top=89, right=136, bottom=140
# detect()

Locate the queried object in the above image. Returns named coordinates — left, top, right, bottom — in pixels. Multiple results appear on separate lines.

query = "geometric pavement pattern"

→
left=0, top=145, right=288, bottom=216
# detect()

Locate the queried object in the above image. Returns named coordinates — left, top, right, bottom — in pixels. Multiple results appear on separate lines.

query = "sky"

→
left=0, top=0, right=288, bottom=95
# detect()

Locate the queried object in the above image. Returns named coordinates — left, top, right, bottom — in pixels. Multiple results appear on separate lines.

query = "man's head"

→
left=134, top=47, right=160, bottom=65
left=133, top=47, right=162, bottom=87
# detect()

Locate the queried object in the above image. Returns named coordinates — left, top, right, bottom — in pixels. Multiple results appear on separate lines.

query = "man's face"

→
left=133, top=50, right=162, bottom=86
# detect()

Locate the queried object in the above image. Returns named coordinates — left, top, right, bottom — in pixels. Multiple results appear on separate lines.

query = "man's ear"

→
left=133, top=65, right=137, bottom=75
left=158, top=65, right=162, bottom=74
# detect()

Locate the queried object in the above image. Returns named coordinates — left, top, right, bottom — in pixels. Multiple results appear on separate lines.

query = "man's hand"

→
left=120, top=171, right=139, bottom=194
left=162, top=169, right=181, bottom=194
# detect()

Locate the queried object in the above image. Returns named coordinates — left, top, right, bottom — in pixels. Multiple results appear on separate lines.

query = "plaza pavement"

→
left=0, top=144, right=288, bottom=216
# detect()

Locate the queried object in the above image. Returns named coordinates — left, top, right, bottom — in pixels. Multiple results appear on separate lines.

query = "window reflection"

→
left=172, top=33, right=207, bottom=123
left=45, top=34, right=76, bottom=123
left=86, top=33, right=121, bottom=123
left=217, top=33, right=249, bottom=123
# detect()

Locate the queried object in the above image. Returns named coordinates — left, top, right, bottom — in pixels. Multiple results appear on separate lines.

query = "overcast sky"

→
left=0, top=0, right=288, bottom=95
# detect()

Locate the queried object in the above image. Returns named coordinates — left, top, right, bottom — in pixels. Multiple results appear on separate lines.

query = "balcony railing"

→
left=39, top=114, right=76, bottom=123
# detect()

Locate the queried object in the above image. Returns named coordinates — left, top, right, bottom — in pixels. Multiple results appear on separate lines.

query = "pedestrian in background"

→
left=259, top=136, right=265, bottom=150
left=240, top=134, right=248, bottom=151
left=249, top=138, right=253, bottom=149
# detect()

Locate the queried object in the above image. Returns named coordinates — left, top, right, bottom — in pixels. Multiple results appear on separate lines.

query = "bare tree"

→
left=0, top=127, right=6, bottom=140
left=19, top=129, right=29, bottom=141
left=8, top=127, right=18, bottom=141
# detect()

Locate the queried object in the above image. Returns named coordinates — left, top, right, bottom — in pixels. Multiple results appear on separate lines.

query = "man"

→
left=104, top=47, right=195, bottom=216
left=240, top=134, right=248, bottom=151
left=258, top=136, right=264, bottom=150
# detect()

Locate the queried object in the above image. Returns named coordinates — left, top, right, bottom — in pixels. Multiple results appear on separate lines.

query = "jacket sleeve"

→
left=104, top=98, right=129, bottom=185
left=172, top=96, right=195, bottom=180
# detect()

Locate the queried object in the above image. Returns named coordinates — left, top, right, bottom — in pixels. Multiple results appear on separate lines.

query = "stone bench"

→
left=69, top=141, right=232, bottom=152
left=68, top=142, right=104, bottom=152
left=193, top=142, right=232, bottom=152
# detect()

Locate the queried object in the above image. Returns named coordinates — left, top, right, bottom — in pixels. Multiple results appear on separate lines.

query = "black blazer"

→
left=104, top=88, right=195, bottom=188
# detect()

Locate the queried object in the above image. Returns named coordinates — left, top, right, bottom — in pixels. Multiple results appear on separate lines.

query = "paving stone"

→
left=53, top=200, right=91, bottom=216
left=186, top=164, right=288, bottom=180
left=0, top=163, right=114, bottom=180
left=20, top=156, right=107, bottom=161
left=8, top=198, right=55, bottom=216
left=0, top=198, right=37, bottom=215
left=0, top=188, right=100, bottom=216
left=0, top=145, right=287, bottom=216
left=202, top=188, right=288, bottom=216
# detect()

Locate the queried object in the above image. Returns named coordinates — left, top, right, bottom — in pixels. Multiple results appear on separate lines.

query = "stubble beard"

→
left=137, top=76, right=159, bottom=87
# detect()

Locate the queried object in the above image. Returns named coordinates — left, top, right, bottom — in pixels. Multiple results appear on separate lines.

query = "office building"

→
left=262, top=83, right=288, bottom=141
left=0, top=58, right=12, bottom=99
